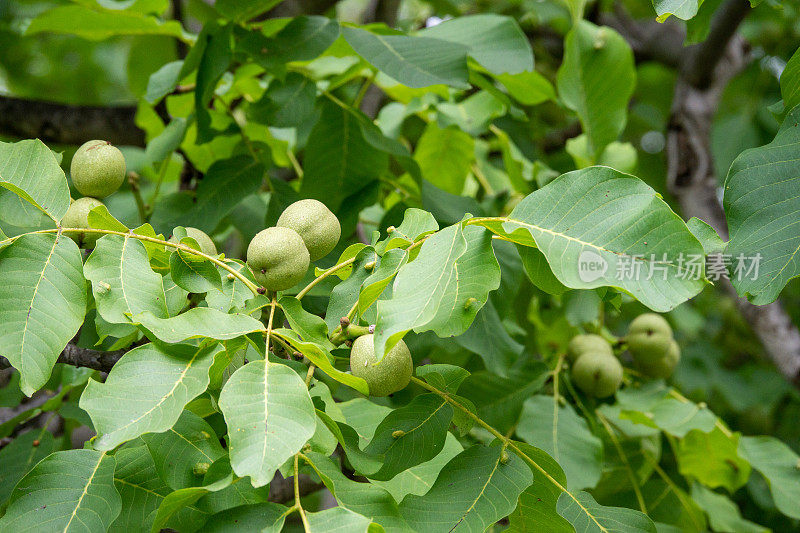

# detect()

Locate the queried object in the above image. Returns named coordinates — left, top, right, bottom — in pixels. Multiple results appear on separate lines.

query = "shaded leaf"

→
left=0, top=233, right=86, bottom=395
left=80, top=342, right=219, bottom=451
left=0, top=450, right=121, bottom=532
left=218, top=361, right=316, bottom=487
left=0, top=139, right=70, bottom=222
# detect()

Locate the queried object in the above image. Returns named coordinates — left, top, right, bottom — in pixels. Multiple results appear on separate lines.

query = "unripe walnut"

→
left=567, top=334, right=612, bottom=363
left=277, top=199, right=341, bottom=261
left=247, top=226, right=309, bottom=291
left=70, top=140, right=126, bottom=198
left=61, top=197, right=104, bottom=248
left=571, top=352, right=623, bottom=398
left=637, top=339, right=680, bottom=379
left=170, top=227, right=217, bottom=256
left=350, top=334, right=413, bottom=397
left=626, top=313, right=673, bottom=364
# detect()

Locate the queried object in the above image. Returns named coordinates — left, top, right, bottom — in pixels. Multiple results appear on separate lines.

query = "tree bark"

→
left=663, top=0, right=800, bottom=385
left=0, top=343, right=126, bottom=374
left=0, top=96, right=144, bottom=147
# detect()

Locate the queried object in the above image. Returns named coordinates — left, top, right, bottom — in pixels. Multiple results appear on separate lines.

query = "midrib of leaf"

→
left=373, top=33, right=442, bottom=83
left=451, top=450, right=504, bottom=530
left=408, top=228, right=462, bottom=326
left=261, top=361, right=270, bottom=472
left=62, top=452, right=104, bottom=532
left=169, top=428, right=215, bottom=462
left=381, top=400, right=448, bottom=457
left=480, top=216, right=689, bottom=275
left=19, top=234, right=59, bottom=378
left=102, top=347, right=204, bottom=440
left=113, top=478, right=205, bottom=514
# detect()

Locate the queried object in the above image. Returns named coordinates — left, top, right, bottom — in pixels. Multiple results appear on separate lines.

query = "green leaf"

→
left=146, top=117, right=189, bottom=164
left=0, top=450, right=121, bottom=532
left=781, top=48, right=800, bottom=110
left=325, top=247, right=378, bottom=332
left=358, top=248, right=407, bottom=316
left=686, top=217, right=726, bottom=255
left=373, top=434, right=463, bottom=501
left=84, top=234, right=171, bottom=325
left=279, top=296, right=332, bottom=347
left=202, top=503, right=287, bottom=532
left=399, top=442, right=532, bottom=532
left=342, top=26, right=470, bottom=89
left=415, top=364, right=470, bottom=394
left=214, top=0, right=283, bottom=22
left=454, top=300, right=523, bottom=376
left=363, top=394, right=454, bottom=480
left=307, top=507, right=375, bottom=532
left=0, top=233, right=86, bottom=395
left=556, top=490, right=656, bottom=533
left=169, top=248, right=222, bottom=294
left=145, top=60, right=183, bottom=104
left=134, top=308, right=264, bottom=343
left=268, top=16, right=340, bottom=62
left=109, top=442, right=208, bottom=533
left=508, top=442, right=573, bottom=533
left=619, top=397, right=717, bottom=438
left=205, top=261, right=255, bottom=313
left=80, top=342, right=219, bottom=451
left=195, top=23, right=233, bottom=144
left=0, top=429, right=55, bottom=506
left=517, top=395, right=603, bottom=491
left=0, top=139, right=70, bottom=222
left=249, top=72, right=318, bottom=129
left=738, top=435, right=800, bottom=519
left=677, top=428, right=751, bottom=493
left=651, top=0, right=701, bottom=21
left=482, top=166, right=706, bottom=312
left=414, top=123, right=475, bottom=194
left=272, top=329, right=369, bottom=395
left=459, top=360, right=549, bottom=432
left=26, top=5, right=186, bottom=40
left=375, top=223, right=500, bottom=358
left=557, top=22, right=636, bottom=154
left=303, top=451, right=411, bottom=532
left=300, top=101, right=388, bottom=212
left=218, top=361, right=316, bottom=487
left=723, top=106, right=800, bottom=304
left=495, top=70, right=556, bottom=106
left=151, top=156, right=264, bottom=234
left=420, top=14, right=533, bottom=75
left=691, top=483, right=768, bottom=532
left=142, top=410, right=226, bottom=490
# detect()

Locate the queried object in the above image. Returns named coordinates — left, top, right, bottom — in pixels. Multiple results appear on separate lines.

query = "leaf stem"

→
left=24, top=227, right=262, bottom=295
left=293, top=454, right=311, bottom=533
left=353, top=71, right=376, bottom=108
left=296, top=257, right=357, bottom=300
left=128, top=173, right=148, bottom=223
left=265, top=294, right=277, bottom=356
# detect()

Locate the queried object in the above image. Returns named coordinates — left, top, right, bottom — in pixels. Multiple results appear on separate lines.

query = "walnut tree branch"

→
left=0, top=95, right=144, bottom=146
left=661, top=0, right=800, bottom=385
left=0, top=343, right=127, bottom=374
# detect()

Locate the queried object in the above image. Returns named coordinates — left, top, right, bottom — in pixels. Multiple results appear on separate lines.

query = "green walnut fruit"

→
left=571, top=352, right=623, bottom=398
left=170, top=227, right=217, bottom=256
left=247, top=226, right=309, bottom=291
left=350, top=334, right=413, bottom=397
left=61, top=197, right=104, bottom=248
left=277, top=199, right=341, bottom=261
left=626, top=313, right=673, bottom=363
left=70, top=140, right=126, bottom=198
left=567, top=334, right=613, bottom=363
left=638, top=339, right=681, bottom=379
